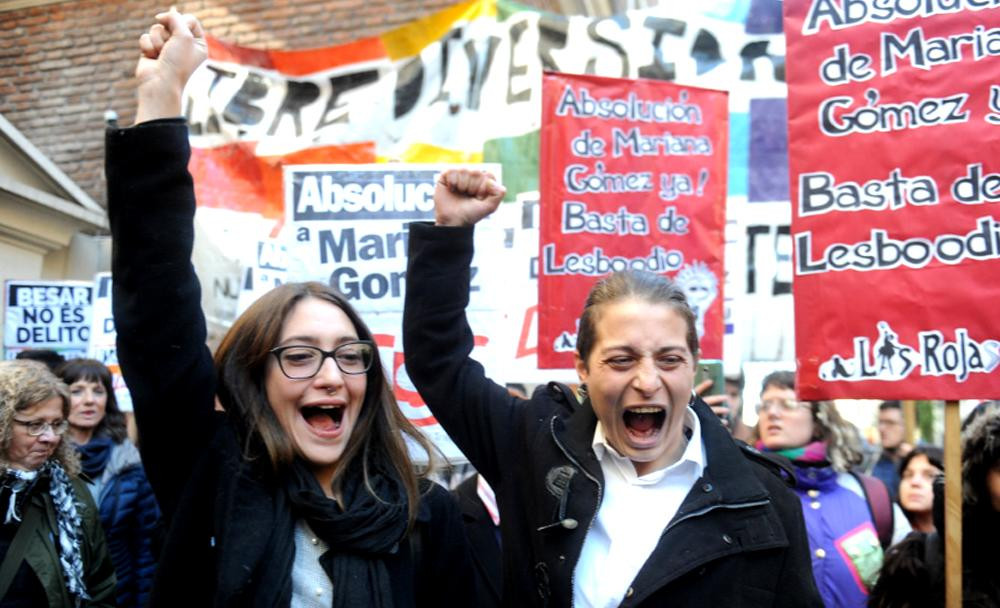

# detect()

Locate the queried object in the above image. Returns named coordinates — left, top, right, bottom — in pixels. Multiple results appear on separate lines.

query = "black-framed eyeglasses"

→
left=754, top=399, right=811, bottom=415
left=269, top=341, right=375, bottom=379
left=13, top=418, right=70, bottom=437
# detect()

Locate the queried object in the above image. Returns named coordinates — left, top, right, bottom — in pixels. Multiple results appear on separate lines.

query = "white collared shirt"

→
left=572, top=406, right=707, bottom=608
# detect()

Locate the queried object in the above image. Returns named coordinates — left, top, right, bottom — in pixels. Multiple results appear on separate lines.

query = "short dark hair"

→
left=898, top=445, right=944, bottom=478
left=879, top=400, right=902, bottom=412
left=576, top=270, right=698, bottom=366
left=760, top=370, right=795, bottom=396
left=15, top=349, right=66, bottom=372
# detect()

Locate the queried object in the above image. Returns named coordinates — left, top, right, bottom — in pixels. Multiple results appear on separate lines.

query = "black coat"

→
left=106, top=120, right=475, bottom=607
left=403, top=221, right=823, bottom=607
left=453, top=475, right=502, bottom=608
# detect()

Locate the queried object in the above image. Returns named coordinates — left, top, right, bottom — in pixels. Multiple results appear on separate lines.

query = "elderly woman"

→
left=754, top=371, right=910, bottom=608
left=105, top=9, right=473, bottom=606
left=0, top=360, right=116, bottom=606
left=58, top=358, right=160, bottom=608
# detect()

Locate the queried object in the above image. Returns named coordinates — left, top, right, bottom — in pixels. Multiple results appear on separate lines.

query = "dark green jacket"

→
left=3, top=476, right=117, bottom=607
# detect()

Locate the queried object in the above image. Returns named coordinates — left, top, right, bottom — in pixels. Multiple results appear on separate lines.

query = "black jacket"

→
left=403, top=221, right=823, bottom=607
left=106, top=120, right=474, bottom=607
left=454, top=475, right=502, bottom=608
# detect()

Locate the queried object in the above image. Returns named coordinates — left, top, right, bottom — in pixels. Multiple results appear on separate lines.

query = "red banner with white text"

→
left=785, top=1, right=1000, bottom=399
left=538, top=72, right=727, bottom=368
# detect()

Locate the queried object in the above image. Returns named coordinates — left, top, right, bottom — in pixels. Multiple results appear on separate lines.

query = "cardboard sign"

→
left=88, top=273, right=133, bottom=412
left=538, top=72, right=728, bottom=368
left=785, top=1, right=1000, bottom=398
left=4, top=280, right=93, bottom=359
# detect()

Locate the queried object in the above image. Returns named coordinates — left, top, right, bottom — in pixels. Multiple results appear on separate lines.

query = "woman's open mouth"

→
left=623, top=407, right=667, bottom=443
left=301, top=405, right=345, bottom=435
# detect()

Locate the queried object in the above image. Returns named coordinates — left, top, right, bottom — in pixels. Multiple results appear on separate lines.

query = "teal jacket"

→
left=3, top=476, right=117, bottom=607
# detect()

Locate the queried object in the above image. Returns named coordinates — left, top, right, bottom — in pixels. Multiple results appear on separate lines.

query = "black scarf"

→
left=278, top=458, right=408, bottom=608
left=76, top=435, right=114, bottom=479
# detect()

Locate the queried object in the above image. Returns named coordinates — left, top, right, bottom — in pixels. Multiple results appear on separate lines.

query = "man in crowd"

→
left=870, top=400, right=912, bottom=502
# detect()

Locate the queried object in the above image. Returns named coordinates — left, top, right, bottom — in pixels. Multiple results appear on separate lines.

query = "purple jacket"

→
left=793, top=464, right=884, bottom=608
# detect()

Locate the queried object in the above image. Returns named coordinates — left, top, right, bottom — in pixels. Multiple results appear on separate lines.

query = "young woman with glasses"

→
left=105, top=10, right=474, bottom=606
left=0, top=360, right=116, bottom=606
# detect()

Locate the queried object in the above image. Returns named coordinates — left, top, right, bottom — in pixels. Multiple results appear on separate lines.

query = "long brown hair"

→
left=213, top=282, right=435, bottom=528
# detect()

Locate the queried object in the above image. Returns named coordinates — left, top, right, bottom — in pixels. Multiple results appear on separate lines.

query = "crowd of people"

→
left=0, top=8, right=998, bottom=607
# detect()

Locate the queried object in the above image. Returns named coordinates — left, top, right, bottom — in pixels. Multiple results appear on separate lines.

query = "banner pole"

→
left=944, top=400, right=962, bottom=608
left=902, top=400, right=917, bottom=446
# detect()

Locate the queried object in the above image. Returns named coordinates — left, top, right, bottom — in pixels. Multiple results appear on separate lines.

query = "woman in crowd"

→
left=106, top=10, right=473, bottom=606
left=58, top=358, right=160, bottom=608
left=961, top=402, right=1000, bottom=605
left=870, top=405, right=999, bottom=608
left=0, top=360, right=116, bottom=606
left=896, top=445, right=943, bottom=533
left=754, top=371, right=910, bottom=608
left=402, top=169, right=821, bottom=606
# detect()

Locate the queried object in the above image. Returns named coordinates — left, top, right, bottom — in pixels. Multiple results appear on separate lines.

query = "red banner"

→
left=538, top=72, right=728, bottom=368
left=785, top=2, right=1000, bottom=399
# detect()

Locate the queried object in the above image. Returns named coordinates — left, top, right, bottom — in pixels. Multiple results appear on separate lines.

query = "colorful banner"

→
left=538, top=72, right=728, bottom=368
left=4, top=280, right=93, bottom=359
left=785, top=2, right=1000, bottom=398
left=178, top=0, right=794, bottom=377
left=182, top=0, right=786, bottom=218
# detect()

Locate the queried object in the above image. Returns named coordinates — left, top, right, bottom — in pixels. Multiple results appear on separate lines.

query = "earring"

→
left=577, top=383, right=588, bottom=398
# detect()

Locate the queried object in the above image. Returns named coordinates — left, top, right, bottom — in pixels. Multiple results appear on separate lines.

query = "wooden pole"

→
left=944, top=400, right=962, bottom=608
left=902, top=400, right=918, bottom=445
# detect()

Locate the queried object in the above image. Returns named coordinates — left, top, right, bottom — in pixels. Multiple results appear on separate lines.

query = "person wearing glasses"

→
left=105, top=10, right=474, bottom=606
left=754, top=370, right=910, bottom=608
left=0, top=360, right=116, bottom=606
left=403, top=169, right=822, bottom=607
left=57, top=358, right=161, bottom=608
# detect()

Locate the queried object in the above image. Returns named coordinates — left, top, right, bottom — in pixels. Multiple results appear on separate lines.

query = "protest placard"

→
left=785, top=0, right=1000, bottom=399
left=236, top=239, right=289, bottom=317
left=4, top=280, right=93, bottom=360
left=88, top=273, right=133, bottom=411
left=537, top=72, right=728, bottom=368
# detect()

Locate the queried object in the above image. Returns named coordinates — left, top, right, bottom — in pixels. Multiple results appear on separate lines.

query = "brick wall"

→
left=0, top=0, right=563, bottom=212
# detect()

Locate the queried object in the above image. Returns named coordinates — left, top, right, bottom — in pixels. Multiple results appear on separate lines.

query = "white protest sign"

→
left=87, top=273, right=133, bottom=412
left=4, top=280, right=93, bottom=359
left=236, top=239, right=289, bottom=317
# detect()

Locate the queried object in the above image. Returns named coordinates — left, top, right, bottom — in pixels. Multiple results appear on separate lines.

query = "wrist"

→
left=433, top=213, right=468, bottom=227
left=134, top=80, right=184, bottom=125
